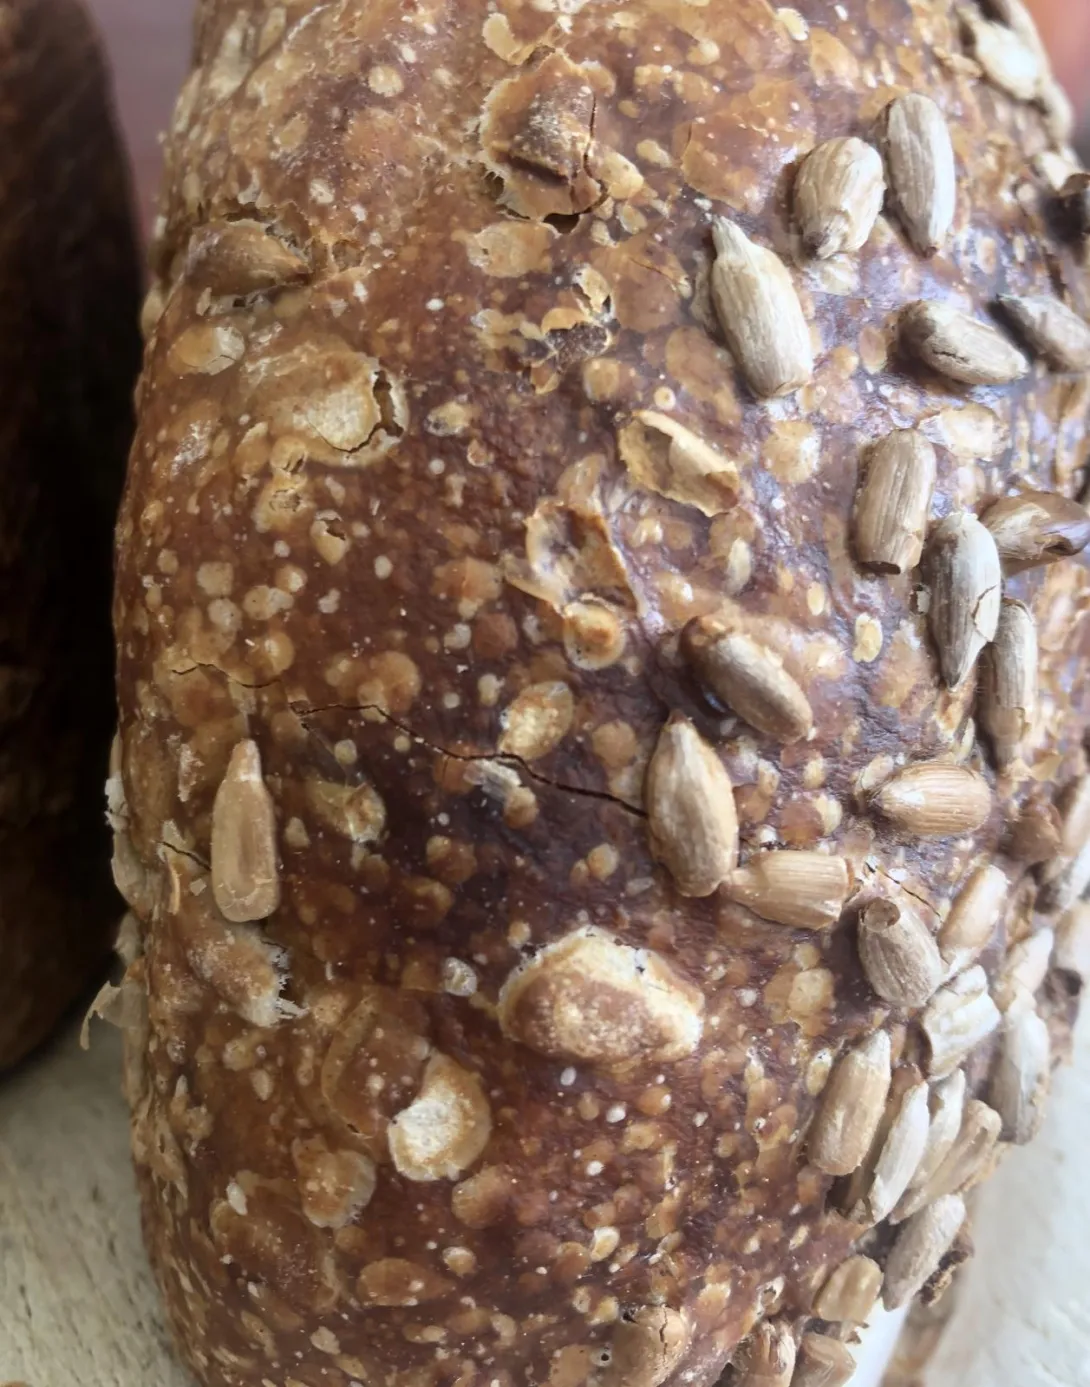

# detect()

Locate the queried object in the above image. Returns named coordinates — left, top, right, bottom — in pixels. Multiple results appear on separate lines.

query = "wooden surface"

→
left=0, top=1021, right=189, bottom=1386
left=1, top=1010, right=1086, bottom=1385
left=926, top=1012, right=1090, bottom=1387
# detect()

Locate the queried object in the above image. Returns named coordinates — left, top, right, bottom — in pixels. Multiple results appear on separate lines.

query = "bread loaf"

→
left=113, top=3, right=1090, bottom=1383
left=0, top=0, right=140, bottom=1069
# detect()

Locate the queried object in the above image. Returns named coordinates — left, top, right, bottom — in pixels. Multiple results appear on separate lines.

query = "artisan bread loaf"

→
left=113, top=2, right=1090, bottom=1383
left=0, top=0, right=140, bottom=1069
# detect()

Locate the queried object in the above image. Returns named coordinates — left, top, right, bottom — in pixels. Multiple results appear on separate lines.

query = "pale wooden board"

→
left=0, top=1012, right=1085, bottom=1386
left=925, top=1008, right=1090, bottom=1387
left=0, top=1023, right=189, bottom=1386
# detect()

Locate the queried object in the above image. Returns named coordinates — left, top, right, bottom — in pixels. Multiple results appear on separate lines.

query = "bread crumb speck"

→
left=368, top=64, right=404, bottom=97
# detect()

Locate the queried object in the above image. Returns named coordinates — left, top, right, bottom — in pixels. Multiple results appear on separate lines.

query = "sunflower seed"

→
left=794, top=137, right=886, bottom=259
left=993, top=928, right=1054, bottom=1013
left=812, top=1255, right=883, bottom=1323
left=902, top=1070, right=967, bottom=1205
left=894, top=1099, right=1002, bottom=1220
left=921, top=966, right=1002, bottom=1077
left=877, top=93, right=956, bottom=255
left=733, top=1321, right=796, bottom=1387
left=998, top=295, right=1090, bottom=371
left=850, top=1081, right=931, bottom=1225
left=937, top=863, right=1009, bottom=976
left=211, top=739, right=281, bottom=924
left=883, top=1195, right=967, bottom=1309
left=853, top=430, right=937, bottom=574
left=723, top=851, right=851, bottom=930
left=990, top=1005, right=1050, bottom=1145
left=959, top=6, right=1043, bottom=100
left=809, top=1030, right=892, bottom=1176
left=791, top=1335, right=855, bottom=1387
left=986, top=0, right=1048, bottom=56
left=681, top=619, right=813, bottom=742
left=990, top=0, right=1067, bottom=143
left=858, top=899, right=945, bottom=1008
left=710, top=218, right=814, bottom=399
left=604, top=1306, right=690, bottom=1387
left=981, top=490, right=1090, bottom=574
left=926, top=511, right=1002, bottom=689
left=646, top=714, right=737, bottom=897
left=874, top=761, right=993, bottom=838
left=979, top=600, right=1037, bottom=770
left=1041, top=839, right=1090, bottom=916
left=1055, top=902, right=1090, bottom=982
left=1005, top=796, right=1062, bottom=864
left=902, top=301, right=1029, bottom=386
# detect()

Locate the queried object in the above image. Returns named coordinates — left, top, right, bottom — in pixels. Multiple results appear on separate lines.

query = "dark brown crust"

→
left=115, top=3, right=1088, bottom=1385
left=0, top=0, right=141, bottom=1069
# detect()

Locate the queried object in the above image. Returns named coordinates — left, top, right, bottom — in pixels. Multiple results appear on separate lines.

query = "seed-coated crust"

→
left=115, top=2, right=1090, bottom=1384
left=0, top=0, right=140, bottom=1069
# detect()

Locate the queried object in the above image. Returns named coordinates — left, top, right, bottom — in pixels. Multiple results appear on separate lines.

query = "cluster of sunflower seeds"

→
left=631, top=1, right=1088, bottom=1374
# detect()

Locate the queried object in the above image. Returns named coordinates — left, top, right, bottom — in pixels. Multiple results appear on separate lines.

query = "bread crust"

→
left=115, top=2, right=1089, bottom=1383
left=0, top=0, right=141, bottom=1069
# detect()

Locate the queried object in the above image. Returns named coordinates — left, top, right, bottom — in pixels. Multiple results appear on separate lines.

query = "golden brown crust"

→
left=0, top=0, right=140, bottom=1069
left=115, top=2, right=1090, bottom=1383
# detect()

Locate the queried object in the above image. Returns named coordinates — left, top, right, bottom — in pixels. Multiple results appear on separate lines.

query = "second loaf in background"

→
left=0, top=0, right=140, bottom=1070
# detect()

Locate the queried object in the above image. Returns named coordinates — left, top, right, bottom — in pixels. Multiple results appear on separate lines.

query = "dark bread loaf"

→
left=0, top=0, right=140, bottom=1069
left=113, top=2, right=1090, bottom=1383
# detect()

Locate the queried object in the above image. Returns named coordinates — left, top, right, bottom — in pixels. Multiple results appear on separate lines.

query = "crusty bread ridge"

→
left=113, top=2, right=1090, bottom=1384
left=0, top=0, right=140, bottom=1070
